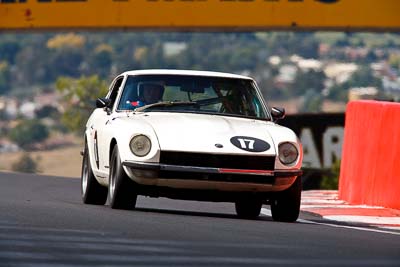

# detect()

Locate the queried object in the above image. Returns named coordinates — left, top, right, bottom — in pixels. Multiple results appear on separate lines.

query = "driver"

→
left=129, top=82, right=165, bottom=108
left=141, top=83, right=164, bottom=105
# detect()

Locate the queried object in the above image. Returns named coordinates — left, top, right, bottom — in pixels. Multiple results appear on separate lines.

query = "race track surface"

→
left=0, top=172, right=399, bottom=266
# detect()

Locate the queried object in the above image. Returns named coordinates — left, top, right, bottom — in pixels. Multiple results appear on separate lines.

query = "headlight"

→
left=130, top=135, right=151, bottom=157
left=278, top=142, right=298, bottom=165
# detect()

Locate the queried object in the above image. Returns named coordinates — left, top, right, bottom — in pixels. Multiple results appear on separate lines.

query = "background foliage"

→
left=1, top=32, right=398, bottom=100
left=56, top=75, right=108, bottom=133
left=8, top=120, right=49, bottom=149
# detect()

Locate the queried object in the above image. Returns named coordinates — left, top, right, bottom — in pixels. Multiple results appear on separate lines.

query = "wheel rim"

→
left=109, top=157, right=117, bottom=201
left=82, top=155, right=88, bottom=194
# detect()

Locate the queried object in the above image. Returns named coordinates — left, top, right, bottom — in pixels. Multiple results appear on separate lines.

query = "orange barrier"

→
left=339, top=100, right=400, bottom=210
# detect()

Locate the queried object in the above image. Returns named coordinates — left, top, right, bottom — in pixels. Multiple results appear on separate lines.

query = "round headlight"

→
left=278, top=142, right=298, bottom=165
left=130, top=135, right=151, bottom=157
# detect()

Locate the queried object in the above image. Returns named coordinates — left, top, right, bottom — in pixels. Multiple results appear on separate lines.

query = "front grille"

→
left=160, top=151, right=275, bottom=170
left=159, top=171, right=275, bottom=184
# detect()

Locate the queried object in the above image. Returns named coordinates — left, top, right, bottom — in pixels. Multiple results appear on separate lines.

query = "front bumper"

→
left=122, top=161, right=302, bottom=192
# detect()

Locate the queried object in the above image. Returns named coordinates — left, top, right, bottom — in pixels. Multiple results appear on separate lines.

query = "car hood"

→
left=135, top=112, right=277, bottom=155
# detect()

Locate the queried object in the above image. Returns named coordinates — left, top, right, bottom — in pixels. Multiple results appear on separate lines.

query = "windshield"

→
left=117, top=74, right=270, bottom=120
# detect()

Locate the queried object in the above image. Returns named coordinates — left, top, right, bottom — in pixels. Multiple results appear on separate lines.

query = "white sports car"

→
left=81, top=70, right=303, bottom=222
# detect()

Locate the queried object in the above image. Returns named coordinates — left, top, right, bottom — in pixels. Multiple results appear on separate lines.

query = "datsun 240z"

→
left=81, top=70, right=303, bottom=222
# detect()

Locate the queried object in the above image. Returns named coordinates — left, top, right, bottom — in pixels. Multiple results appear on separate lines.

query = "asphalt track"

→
left=0, top=172, right=399, bottom=267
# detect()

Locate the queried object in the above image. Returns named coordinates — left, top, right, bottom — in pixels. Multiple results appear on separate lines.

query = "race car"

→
left=81, top=69, right=303, bottom=222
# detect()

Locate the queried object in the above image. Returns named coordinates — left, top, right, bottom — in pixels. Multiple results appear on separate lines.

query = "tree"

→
left=14, top=46, right=50, bottom=86
left=8, top=120, right=49, bottom=149
left=327, top=66, right=382, bottom=101
left=346, top=66, right=381, bottom=88
left=11, top=153, right=39, bottom=174
left=56, top=75, right=108, bottom=134
left=46, top=33, right=86, bottom=79
left=0, top=61, right=10, bottom=94
left=0, top=41, right=20, bottom=64
left=35, top=105, right=60, bottom=119
left=326, top=83, right=349, bottom=102
left=88, top=44, right=113, bottom=77
left=300, top=89, right=323, bottom=113
left=388, top=53, right=400, bottom=70
left=47, top=33, right=86, bottom=50
left=292, top=69, right=326, bottom=96
left=49, top=49, right=84, bottom=78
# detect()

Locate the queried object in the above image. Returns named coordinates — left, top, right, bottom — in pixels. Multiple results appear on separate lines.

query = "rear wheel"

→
left=108, top=144, right=137, bottom=210
left=235, top=198, right=262, bottom=219
left=271, top=177, right=302, bottom=222
left=81, top=141, right=108, bottom=205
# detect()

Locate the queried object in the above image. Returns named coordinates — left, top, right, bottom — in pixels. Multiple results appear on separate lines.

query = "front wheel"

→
left=108, top=144, right=137, bottom=210
left=235, top=198, right=262, bottom=219
left=81, top=141, right=108, bottom=205
left=271, top=176, right=302, bottom=222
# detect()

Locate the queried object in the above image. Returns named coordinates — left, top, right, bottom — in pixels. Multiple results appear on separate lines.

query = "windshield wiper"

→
left=134, top=101, right=199, bottom=112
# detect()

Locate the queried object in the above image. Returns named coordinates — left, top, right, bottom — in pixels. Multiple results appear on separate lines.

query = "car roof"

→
left=120, top=69, right=253, bottom=80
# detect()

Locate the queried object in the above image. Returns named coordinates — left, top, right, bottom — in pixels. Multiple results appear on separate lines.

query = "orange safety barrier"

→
left=339, top=100, right=400, bottom=210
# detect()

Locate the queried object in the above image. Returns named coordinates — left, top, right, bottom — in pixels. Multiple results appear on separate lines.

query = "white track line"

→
left=260, top=208, right=400, bottom=236
left=323, top=215, right=400, bottom=225
left=300, top=204, right=386, bottom=209
left=301, top=201, right=346, bottom=205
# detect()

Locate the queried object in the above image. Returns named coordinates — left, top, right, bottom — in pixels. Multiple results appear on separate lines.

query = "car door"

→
left=93, top=76, right=125, bottom=176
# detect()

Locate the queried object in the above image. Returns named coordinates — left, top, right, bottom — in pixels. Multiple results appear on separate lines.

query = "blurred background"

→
left=0, top=31, right=399, bottom=186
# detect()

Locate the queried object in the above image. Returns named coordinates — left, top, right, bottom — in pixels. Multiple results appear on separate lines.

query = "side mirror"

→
left=96, top=98, right=111, bottom=109
left=271, top=107, right=285, bottom=122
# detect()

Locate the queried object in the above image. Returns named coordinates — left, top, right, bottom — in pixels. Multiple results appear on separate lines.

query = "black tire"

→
left=81, top=140, right=108, bottom=205
left=235, top=198, right=262, bottom=219
left=108, top=144, right=137, bottom=210
left=271, top=176, right=302, bottom=222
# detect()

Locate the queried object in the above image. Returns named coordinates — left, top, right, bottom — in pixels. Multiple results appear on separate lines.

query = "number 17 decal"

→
left=237, top=138, right=255, bottom=150
left=230, top=136, right=270, bottom=152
